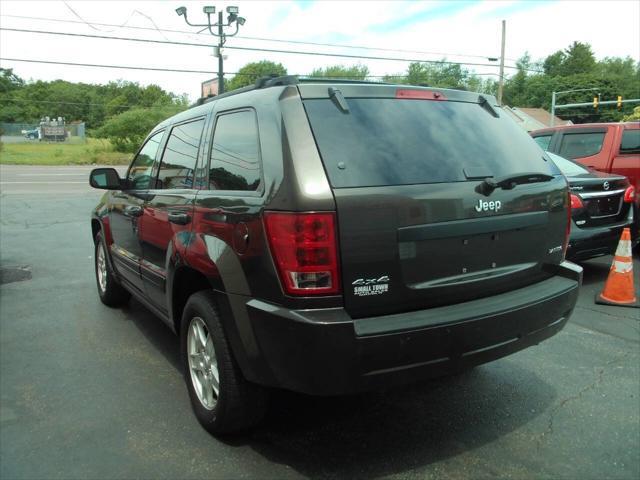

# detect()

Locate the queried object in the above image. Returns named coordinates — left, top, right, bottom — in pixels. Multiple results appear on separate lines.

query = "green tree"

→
left=543, top=50, right=565, bottom=76
left=0, top=74, right=185, bottom=128
left=501, top=42, right=638, bottom=124
left=622, top=106, right=640, bottom=121
left=96, top=106, right=186, bottom=152
left=226, top=61, right=287, bottom=91
left=560, top=41, right=596, bottom=75
left=384, top=61, right=495, bottom=94
left=310, top=64, right=369, bottom=80
left=0, top=68, right=24, bottom=92
left=501, top=53, right=532, bottom=106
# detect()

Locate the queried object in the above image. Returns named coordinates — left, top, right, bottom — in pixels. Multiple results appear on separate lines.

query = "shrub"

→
left=96, top=106, right=185, bottom=152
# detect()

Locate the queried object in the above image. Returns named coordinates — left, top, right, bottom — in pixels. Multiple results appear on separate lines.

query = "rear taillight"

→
left=623, top=186, right=636, bottom=203
left=563, top=191, right=572, bottom=259
left=263, top=212, right=341, bottom=296
left=569, top=193, right=584, bottom=210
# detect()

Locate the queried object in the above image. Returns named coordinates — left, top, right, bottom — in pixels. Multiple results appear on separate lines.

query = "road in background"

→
left=0, top=165, right=127, bottom=194
left=0, top=136, right=33, bottom=144
left=1, top=165, right=638, bottom=479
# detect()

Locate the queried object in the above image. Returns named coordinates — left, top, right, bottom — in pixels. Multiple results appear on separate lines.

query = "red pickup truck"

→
left=531, top=122, right=639, bottom=202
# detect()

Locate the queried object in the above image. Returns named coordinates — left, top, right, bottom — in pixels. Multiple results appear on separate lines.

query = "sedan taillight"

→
left=263, top=211, right=341, bottom=296
left=623, top=186, right=636, bottom=203
left=569, top=193, right=584, bottom=210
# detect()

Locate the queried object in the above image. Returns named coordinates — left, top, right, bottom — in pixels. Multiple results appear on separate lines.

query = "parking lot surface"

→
left=1, top=166, right=639, bottom=479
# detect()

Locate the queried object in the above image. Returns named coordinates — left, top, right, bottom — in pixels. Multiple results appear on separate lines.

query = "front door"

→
left=109, top=130, right=165, bottom=293
left=140, top=118, right=205, bottom=310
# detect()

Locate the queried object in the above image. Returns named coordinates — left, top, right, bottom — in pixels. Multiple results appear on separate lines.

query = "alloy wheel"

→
left=187, top=316, right=219, bottom=410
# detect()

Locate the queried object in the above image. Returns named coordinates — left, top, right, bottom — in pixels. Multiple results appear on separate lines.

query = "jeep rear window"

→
left=303, top=98, right=552, bottom=188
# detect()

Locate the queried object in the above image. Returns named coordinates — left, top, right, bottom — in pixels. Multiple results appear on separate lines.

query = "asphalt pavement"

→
left=1, top=165, right=638, bottom=479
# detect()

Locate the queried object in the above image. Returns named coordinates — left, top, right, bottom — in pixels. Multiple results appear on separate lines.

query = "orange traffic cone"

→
left=595, top=228, right=638, bottom=308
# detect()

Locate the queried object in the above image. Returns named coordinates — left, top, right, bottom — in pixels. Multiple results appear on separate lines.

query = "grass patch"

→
left=0, top=138, right=132, bottom=165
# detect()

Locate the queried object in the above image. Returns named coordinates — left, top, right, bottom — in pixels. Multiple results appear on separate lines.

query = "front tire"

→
left=94, top=232, right=130, bottom=307
left=181, top=291, right=268, bottom=434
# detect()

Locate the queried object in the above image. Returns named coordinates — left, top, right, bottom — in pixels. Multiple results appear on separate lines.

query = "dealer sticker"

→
left=352, top=276, right=390, bottom=297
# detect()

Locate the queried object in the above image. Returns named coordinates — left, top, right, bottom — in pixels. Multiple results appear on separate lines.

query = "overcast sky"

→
left=1, top=0, right=639, bottom=101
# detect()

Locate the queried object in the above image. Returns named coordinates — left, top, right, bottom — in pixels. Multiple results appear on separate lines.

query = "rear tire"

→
left=181, top=291, right=268, bottom=434
left=94, top=232, right=130, bottom=307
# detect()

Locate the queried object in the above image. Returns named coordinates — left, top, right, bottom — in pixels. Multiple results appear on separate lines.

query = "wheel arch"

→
left=91, top=218, right=101, bottom=242
left=169, top=265, right=216, bottom=334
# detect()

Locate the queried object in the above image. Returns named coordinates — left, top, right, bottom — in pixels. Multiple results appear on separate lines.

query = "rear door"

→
left=302, top=87, right=568, bottom=318
left=109, top=130, right=165, bottom=293
left=611, top=127, right=640, bottom=194
left=140, top=118, right=206, bottom=310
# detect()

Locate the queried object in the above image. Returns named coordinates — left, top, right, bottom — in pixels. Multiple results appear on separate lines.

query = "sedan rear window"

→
left=533, top=134, right=553, bottom=151
left=546, top=152, right=589, bottom=176
left=304, top=98, right=552, bottom=188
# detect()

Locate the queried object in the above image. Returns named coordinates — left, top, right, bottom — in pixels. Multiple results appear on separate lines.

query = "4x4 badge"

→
left=352, top=276, right=390, bottom=296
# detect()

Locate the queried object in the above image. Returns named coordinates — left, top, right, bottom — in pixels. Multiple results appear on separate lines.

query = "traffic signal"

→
left=617, top=95, right=623, bottom=110
left=593, top=96, right=599, bottom=110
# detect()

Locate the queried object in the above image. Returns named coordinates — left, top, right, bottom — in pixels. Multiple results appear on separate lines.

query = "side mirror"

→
left=89, top=168, right=122, bottom=190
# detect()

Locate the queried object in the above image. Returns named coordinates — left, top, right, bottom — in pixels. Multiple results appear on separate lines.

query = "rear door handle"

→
left=168, top=212, right=191, bottom=225
left=124, top=205, right=143, bottom=217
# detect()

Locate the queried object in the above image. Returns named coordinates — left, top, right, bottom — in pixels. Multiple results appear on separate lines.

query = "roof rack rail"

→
left=189, top=75, right=300, bottom=108
left=187, top=75, right=393, bottom=108
left=297, top=77, right=391, bottom=85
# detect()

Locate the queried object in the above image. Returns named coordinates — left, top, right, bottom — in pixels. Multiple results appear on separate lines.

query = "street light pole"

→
left=217, top=10, right=224, bottom=93
left=176, top=5, right=246, bottom=96
left=550, top=87, right=600, bottom=127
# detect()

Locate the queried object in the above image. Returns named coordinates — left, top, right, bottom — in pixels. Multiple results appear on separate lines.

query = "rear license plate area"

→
left=585, top=195, right=621, bottom=217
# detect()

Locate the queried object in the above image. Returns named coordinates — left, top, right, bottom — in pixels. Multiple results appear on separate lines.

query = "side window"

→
left=209, top=110, right=261, bottom=191
left=558, top=132, right=605, bottom=159
left=533, top=135, right=552, bottom=151
left=620, top=130, right=640, bottom=154
left=127, top=130, right=164, bottom=190
left=156, top=118, right=205, bottom=189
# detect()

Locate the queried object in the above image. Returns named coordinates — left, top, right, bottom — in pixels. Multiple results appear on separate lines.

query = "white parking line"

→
left=0, top=181, right=87, bottom=184
left=15, top=173, right=88, bottom=176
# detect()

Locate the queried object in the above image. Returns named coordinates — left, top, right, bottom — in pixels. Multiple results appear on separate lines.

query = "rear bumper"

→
left=238, top=262, right=582, bottom=396
left=568, top=216, right=638, bottom=262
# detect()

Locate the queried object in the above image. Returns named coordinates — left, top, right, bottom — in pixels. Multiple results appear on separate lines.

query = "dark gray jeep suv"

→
left=90, top=77, right=582, bottom=434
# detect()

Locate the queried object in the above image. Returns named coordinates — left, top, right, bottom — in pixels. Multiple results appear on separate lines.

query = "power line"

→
left=0, top=59, right=499, bottom=84
left=0, top=27, right=535, bottom=72
left=1, top=58, right=507, bottom=94
left=3, top=98, right=186, bottom=109
left=0, top=57, right=217, bottom=74
left=0, top=13, right=519, bottom=62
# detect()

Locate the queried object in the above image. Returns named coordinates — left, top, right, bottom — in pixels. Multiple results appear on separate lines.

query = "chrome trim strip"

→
left=579, top=188, right=625, bottom=199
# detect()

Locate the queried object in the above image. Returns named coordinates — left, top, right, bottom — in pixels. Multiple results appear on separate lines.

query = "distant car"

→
left=546, top=152, right=638, bottom=261
left=531, top=122, right=639, bottom=205
left=24, top=128, right=39, bottom=140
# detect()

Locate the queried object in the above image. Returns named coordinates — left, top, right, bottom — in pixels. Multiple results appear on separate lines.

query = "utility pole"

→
left=176, top=5, right=246, bottom=96
left=217, top=11, right=224, bottom=93
left=497, top=19, right=506, bottom=105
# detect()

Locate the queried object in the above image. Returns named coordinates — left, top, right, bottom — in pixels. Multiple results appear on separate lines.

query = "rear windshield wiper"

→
left=476, top=172, right=554, bottom=195
left=328, top=87, right=349, bottom=113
